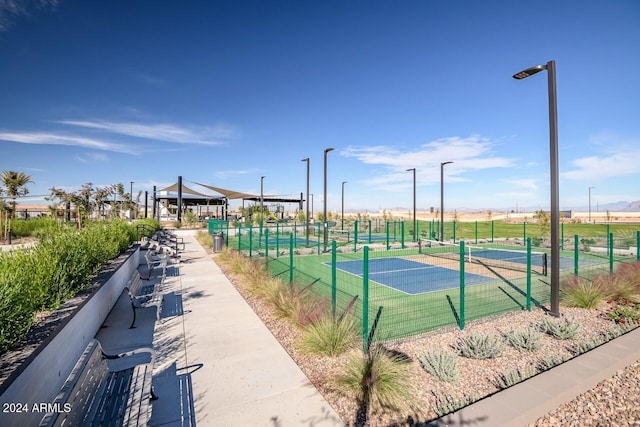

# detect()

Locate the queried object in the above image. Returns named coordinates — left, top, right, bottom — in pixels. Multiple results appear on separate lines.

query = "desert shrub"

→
left=418, top=349, right=459, bottom=383
left=538, top=316, right=580, bottom=340
left=298, top=315, right=358, bottom=356
left=0, top=219, right=137, bottom=355
left=494, top=366, right=537, bottom=389
left=452, top=332, right=503, bottom=359
left=536, top=353, right=568, bottom=371
left=502, top=327, right=544, bottom=352
left=10, top=217, right=60, bottom=238
left=432, top=391, right=479, bottom=418
left=336, top=344, right=414, bottom=423
left=561, top=275, right=607, bottom=309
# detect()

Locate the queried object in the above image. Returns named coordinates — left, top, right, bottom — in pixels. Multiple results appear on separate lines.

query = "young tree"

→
left=1, top=170, right=33, bottom=243
left=534, top=209, right=550, bottom=237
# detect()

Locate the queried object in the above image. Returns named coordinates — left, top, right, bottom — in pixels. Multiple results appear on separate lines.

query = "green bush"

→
left=0, top=219, right=137, bottom=354
left=9, top=217, right=60, bottom=238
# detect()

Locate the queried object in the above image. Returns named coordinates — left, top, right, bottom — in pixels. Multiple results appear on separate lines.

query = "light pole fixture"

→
left=301, top=158, right=310, bottom=246
left=260, top=176, right=265, bottom=226
left=406, top=168, right=416, bottom=241
left=513, top=59, right=560, bottom=317
left=589, top=186, right=595, bottom=223
left=323, top=147, right=334, bottom=251
left=440, top=162, right=453, bottom=242
left=130, top=181, right=135, bottom=220
left=341, top=181, right=347, bottom=230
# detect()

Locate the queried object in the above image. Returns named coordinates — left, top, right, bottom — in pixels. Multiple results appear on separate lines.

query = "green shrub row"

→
left=0, top=219, right=159, bottom=354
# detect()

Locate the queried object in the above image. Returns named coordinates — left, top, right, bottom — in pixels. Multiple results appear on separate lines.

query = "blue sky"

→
left=1, top=0, right=639, bottom=213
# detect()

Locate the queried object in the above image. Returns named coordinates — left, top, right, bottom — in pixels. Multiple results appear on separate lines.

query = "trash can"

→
left=212, top=232, right=225, bottom=252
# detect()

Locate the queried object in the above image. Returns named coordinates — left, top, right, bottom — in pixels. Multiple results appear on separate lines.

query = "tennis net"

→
left=418, top=239, right=547, bottom=275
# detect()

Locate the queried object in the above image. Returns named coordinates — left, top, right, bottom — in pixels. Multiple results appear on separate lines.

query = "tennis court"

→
left=331, top=257, right=496, bottom=295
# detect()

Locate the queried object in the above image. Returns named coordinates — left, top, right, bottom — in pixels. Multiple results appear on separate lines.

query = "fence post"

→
left=289, top=234, right=294, bottom=284
left=453, top=220, right=456, bottom=243
left=331, top=240, right=337, bottom=317
left=265, top=228, right=269, bottom=259
left=317, top=223, right=321, bottom=255
left=574, top=234, right=579, bottom=276
left=401, top=221, right=405, bottom=249
left=526, top=237, right=532, bottom=311
left=385, top=221, right=390, bottom=250
left=475, top=220, right=478, bottom=244
left=609, top=232, right=614, bottom=273
left=637, top=231, right=640, bottom=262
left=238, top=223, right=242, bottom=251
left=249, top=224, right=253, bottom=258
left=363, top=246, right=370, bottom=353
left=459, top=240, right=465, bottom=329
left=354, top=220, right=359, bottom=252
left=368, top=219, right=372, bottom=243
left=491, top=220, right=494, bottom=243
left=276, top=223, right=280, bottom=256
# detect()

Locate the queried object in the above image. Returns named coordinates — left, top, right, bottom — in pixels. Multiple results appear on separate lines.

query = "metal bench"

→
left=126, top=270, right=164, bottom=329
left=39, top=338, right=157, bottom=427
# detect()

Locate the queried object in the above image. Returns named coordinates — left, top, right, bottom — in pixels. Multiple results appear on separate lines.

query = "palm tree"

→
left=1, top=170, right=33, bottom=244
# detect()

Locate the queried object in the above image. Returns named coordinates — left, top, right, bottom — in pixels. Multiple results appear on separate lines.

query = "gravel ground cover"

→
left=215, top=254, right=639, bottom=426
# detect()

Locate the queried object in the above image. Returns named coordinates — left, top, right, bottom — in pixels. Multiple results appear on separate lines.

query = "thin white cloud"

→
left=0, top=132, right=139, bottom=154
left=563, top=136, right=640, bottom=180
left=76, top=152, right=110, bottom=164
left=342, top=135, right=515, bottom=188
left=57, top=120, right=239, bottom=145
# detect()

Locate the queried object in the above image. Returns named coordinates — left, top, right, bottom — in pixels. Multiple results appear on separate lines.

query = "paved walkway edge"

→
left=434, top=326, right=640, bottom=426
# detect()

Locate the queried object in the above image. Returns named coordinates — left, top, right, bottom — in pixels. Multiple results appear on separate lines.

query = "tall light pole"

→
left=406, top=168, right=416, bottom=241
left=341, top=181, right=347, bottom=230
left=323, top=147, right=334, bottom=252
left=589, top=186, right=595, bottom=223
left=513, top=59, right=560, bottom=317
left=440, top=162, right=453, bottom=242
left=260, top=176, right=265, bottom=226
left=130, top=181, right=135, bottom=220
left=301, top=158, right=310, bottom=246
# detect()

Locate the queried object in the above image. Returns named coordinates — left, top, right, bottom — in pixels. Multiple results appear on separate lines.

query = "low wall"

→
left=0, top=246, right=140, bottom=427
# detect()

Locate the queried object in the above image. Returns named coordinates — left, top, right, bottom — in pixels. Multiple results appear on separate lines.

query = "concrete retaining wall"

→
left=0, top=246, right=140, bottom=427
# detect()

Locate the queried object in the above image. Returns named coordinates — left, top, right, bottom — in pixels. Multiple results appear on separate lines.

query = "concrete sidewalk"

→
left=144, top=233, right=344, bottom=427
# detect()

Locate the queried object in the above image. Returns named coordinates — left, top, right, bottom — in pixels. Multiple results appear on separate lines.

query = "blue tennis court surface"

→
left=331, top=257, right=495, bottom=295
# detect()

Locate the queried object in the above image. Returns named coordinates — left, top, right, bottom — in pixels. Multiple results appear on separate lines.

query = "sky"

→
left=1, top=0, right=639, bottom=214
